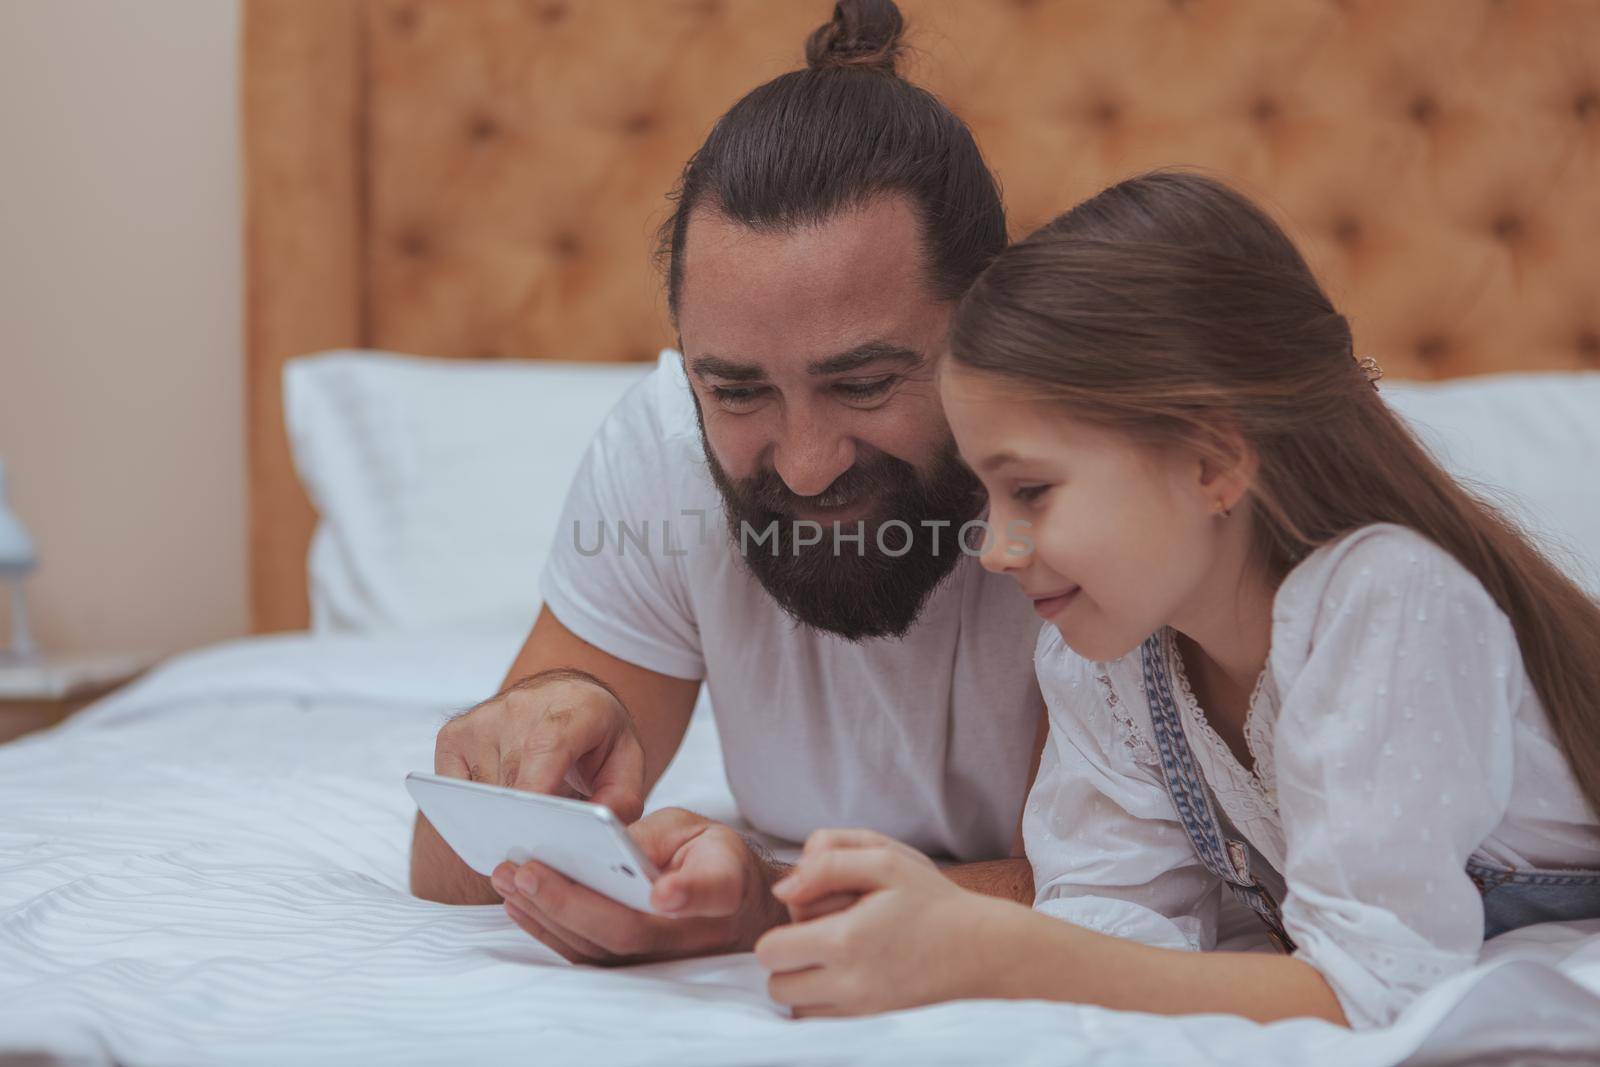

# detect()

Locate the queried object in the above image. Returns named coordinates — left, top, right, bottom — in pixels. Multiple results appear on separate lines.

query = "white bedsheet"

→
left=2, top=629, right=1598, bottom=1066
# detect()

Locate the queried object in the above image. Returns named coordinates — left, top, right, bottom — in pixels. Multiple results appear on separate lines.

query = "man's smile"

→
left=790, top=491, right=878, bottom=524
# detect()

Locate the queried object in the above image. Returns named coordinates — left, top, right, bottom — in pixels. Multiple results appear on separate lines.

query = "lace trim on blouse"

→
left=1164, top=629, right=1280, bottom=814
left=1094, top=670, right=1157, bottom=766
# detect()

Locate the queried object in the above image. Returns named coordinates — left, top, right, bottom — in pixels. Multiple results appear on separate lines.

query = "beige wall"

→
left=0, top=0, right=247, bottom=656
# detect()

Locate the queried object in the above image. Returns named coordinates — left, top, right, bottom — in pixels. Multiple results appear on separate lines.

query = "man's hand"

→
left=434, top=668, right=647, bottom=822
left=411, top=609, right=700, bottom=906
left=491, top=807, right=790, bottom=964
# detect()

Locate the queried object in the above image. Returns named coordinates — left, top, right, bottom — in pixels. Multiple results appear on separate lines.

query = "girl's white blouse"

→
left=1023, top=523, right=1600, bottom=1029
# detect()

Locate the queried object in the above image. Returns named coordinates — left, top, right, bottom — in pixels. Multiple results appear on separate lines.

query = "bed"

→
left=7, top=0, right=1600, bottom=1062
left=5, top=353, right=1599, bottom=1065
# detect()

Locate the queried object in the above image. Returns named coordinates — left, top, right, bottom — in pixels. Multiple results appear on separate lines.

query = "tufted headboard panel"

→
left=244, top=0, right=1600, bottom=632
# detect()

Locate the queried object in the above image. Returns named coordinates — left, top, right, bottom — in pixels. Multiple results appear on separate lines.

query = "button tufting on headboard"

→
left=619, top=111, right=658, bottom=136
left=1490, top=212, right=1526, bottom=246
left=533, top=2, right=568, bottom=25
left=1249, top=96, right=1279, bottom=125
left=1407, top=94, right=1440, bottom=126
left=1087, top=98, right=1121, bottom=127
left=396, top=228, right=432, bottom=260
left=1331, top=215, right=1363, bottom=247
left=1577, top=331, right=1600, bottom=367
left=550, top=231, right=582, bottom=261
left=1414, top=334, right=1453, bottom=369
left=387, top=5, right=418, bottom=34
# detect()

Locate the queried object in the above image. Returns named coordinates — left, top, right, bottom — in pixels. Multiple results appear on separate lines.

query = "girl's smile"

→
left=1028, top=585, right=1080, bottom=620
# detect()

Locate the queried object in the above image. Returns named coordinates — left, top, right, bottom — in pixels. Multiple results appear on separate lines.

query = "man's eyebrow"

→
left=688, top=343, right=924, bottom=383
left=688, top=355, right=766, bottom=382
left=807, top=343, right=923, bottom=376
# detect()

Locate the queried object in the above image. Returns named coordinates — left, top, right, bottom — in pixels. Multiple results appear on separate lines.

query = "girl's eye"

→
left=711, top=385, right=768, bottom=410
left=834, top=376, right=896, bottom=402
left=1011, top=483, right=1051, bottom=504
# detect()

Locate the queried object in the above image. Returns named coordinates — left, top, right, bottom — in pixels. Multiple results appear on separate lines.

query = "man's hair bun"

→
left=803, top=0, right=905, bottom=75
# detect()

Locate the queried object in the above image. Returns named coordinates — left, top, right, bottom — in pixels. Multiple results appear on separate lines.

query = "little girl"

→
left=753, top=171, right=1600, bottom=1027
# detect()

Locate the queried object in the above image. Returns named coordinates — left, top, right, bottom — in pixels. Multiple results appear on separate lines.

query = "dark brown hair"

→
left=657, top=0, right=1005, bottom=318
left=951, top=169, right=1600, bottom=817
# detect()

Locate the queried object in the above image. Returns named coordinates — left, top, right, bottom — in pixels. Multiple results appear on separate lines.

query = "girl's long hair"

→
left=951, top=169, right=1600, bottom=817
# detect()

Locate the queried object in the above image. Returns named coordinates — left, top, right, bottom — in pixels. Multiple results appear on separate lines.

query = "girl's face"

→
left=939, top=362, right=1235, bottom=663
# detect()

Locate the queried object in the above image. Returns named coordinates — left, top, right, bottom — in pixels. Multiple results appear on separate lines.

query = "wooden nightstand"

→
left=0, top=653, right=153, bottom=744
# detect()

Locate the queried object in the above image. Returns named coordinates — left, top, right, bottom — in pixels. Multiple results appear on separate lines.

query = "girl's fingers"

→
left=773, top=845, right=896, bottom=906
left=793, top=1002, right=857, bottom=1019
left=801, top=827, right=892, bottom=857
left=766, top=964, right=837, bottom=1012
left=754, top=910, right=851, bottom=973
left=786, top=891, right=860, bottom=923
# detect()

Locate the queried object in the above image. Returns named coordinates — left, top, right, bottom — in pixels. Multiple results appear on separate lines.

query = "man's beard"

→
left=696, top=414, right=986, bottom=642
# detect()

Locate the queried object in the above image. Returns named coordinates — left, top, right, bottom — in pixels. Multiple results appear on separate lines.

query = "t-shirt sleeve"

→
left=1025, top=628, right=1223, bottom=952
left=1272, top=527, right=1521, bottom=1029
left=537, top=373, right=705, bottom=680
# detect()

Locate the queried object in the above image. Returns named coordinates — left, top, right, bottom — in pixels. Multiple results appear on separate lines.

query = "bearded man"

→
left=411, top=0, right=1045, bottom=965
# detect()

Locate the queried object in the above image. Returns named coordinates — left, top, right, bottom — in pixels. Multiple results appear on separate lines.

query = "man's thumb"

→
left=650, top=835, right=744, bottom=917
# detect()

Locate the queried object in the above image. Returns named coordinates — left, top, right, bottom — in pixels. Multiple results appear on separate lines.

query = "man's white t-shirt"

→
left=539, top=352, right=1044, bottom=860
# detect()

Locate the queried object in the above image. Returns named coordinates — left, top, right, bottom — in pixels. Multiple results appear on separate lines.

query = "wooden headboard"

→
left=243, top=0, right=1600, bottom=633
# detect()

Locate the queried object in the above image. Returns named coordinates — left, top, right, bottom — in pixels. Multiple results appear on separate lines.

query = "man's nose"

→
left=772, top=408, right=857, bottom=498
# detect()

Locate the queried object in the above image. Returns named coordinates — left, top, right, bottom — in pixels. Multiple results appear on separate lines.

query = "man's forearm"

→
left=410, top=814, right=499, bottom=905
left=943, top=856, right=1033, bottom=904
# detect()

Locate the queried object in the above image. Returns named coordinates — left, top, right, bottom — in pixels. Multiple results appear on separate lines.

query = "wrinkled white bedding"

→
left=2, top=629, right=1598, bottom=1066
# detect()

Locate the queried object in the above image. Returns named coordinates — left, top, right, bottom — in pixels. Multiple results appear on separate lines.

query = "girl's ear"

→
left=1195, top=430, right=1259, bottom=512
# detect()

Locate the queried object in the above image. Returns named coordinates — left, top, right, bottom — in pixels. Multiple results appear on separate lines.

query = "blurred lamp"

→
left=0, top=459, right=38, bottom=661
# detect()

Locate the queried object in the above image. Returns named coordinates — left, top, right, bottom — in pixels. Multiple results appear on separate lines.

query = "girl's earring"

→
left=1214, top=500, right=1231, bottom=519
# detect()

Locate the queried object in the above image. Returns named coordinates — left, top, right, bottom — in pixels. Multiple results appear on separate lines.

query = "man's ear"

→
left=1195, top=430, right=1259, bottom=512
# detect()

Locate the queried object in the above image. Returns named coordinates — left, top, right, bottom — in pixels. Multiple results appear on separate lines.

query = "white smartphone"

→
left=405, top=771, right=661, bottom=913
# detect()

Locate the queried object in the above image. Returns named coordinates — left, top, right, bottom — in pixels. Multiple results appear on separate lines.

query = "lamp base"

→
left=2, top=576, right=37, bottom=663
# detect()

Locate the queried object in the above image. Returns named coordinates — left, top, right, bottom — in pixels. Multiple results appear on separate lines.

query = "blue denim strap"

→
left=1140, top=631, right=1296, bottom=953
left=1467, top=858, right=1600, bottom=938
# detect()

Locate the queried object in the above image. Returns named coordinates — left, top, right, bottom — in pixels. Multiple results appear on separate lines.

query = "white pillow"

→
left=285, top=352, right=1598, bottom=635
left=285, top=349, right=658, bottom=634
left=1383, top=372, right=1600, bottom=596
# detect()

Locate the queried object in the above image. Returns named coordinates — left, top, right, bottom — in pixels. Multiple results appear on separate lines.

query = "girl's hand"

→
left=754, top=828, right=1009, bottom=1017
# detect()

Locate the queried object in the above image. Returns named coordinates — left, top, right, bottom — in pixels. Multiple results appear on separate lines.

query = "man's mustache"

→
left=734, top=454, right=909, bottom=517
